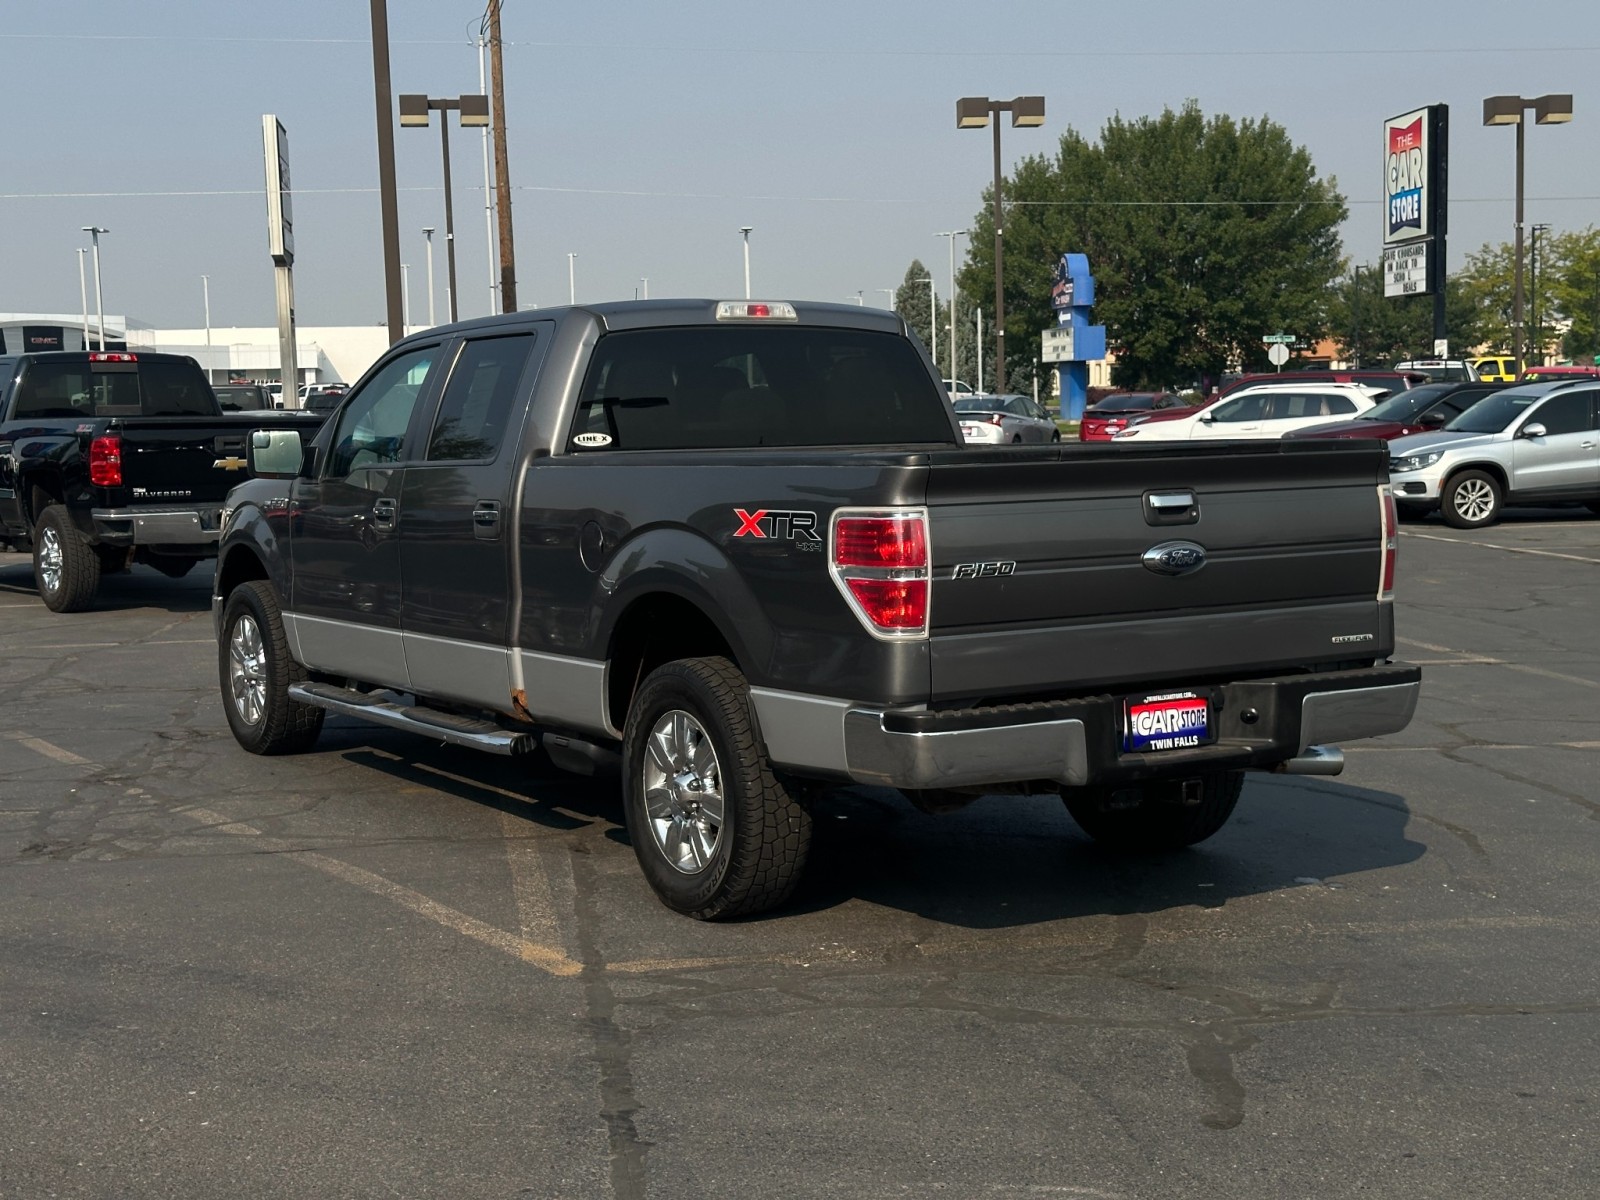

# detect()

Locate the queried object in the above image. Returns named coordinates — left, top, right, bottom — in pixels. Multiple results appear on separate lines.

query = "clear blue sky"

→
left=3, top=0, right=1597, bottom=330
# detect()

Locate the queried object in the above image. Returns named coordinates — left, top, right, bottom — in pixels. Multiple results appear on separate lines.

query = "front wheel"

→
left=621, top=657, right=811, bottom=919
left=1441, top=470, right=1502, bottom=529
left=219, top=581, right=324, bottom=755
left=33, top=504, right=100, bottom=612
left=1063, top=771, right=1244, bottom=852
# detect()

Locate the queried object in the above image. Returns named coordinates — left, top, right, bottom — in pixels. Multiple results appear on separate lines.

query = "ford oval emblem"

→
left=1142, top=540, right=1207, bottom=576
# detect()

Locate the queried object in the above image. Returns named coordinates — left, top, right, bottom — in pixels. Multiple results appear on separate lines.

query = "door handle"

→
left=473, top=500, right=501, bottom=541
left=372, top=497, right=397, bottom=529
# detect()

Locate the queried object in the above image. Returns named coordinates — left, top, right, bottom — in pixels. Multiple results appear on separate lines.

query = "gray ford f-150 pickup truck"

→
left=213, top=300, right=1420, bottom=919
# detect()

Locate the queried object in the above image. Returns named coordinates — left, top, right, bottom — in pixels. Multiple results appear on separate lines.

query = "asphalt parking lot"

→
left=3, top=510, right=1599, bottom=1200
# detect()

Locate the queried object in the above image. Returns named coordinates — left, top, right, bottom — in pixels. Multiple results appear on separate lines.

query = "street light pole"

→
left=1531, top=222, right=1551, bottom=366
left=402, top=263, right=411, bottom=332
left=936, top=230, right=967, bottom=388
left=1483, top=93, right=1574, bottom=376
left=82, top=226, right=108, bottom=351
left=740, top=226, right=753, bottom=298
left=76, top=249, right=89, bottom=349
left=957, top=95, right=1045, bottom=394
left=423, top=228, right=436, bottom=327
left=877, top=288, right=896, bottom=309
left=568, top=253, right=577, bottom=304
left=202, top=275, right=212, bottom=376
left=400, top=93, right=490, bottom=325
left=640, top=277, right=649, bottom=300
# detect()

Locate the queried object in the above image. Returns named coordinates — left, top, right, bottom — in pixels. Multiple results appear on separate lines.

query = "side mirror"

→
left=1520, top=422, right=1548, bottom=440
left=249, top=428, right=306, bottom=478
left=1199, top=413, right=1215, bottom=423
left=1418, top=411, right=1447, bottom=427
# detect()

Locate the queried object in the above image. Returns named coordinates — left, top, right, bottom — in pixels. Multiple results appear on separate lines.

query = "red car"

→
left=1078, top=391, right=1189, bottom=441
left=1283, top=381, right=1509, bottom=442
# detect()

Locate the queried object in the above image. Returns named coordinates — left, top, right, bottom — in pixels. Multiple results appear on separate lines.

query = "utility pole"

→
left=368, top=0, right=404, bottom=344
left=485, top=0, right=518, bottom=312
left=76, top=248, right=89, bottom=349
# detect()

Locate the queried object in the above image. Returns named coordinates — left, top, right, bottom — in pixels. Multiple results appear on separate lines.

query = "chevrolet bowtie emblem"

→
left=214, top=456, right=249, bottom=471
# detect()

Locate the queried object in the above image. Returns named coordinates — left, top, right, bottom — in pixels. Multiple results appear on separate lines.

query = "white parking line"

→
left=1402, top=530, right=1600, bottom=565
left=1399, top=637, right=1600, bottom=690
left=2, top=732, right=94, bottom=766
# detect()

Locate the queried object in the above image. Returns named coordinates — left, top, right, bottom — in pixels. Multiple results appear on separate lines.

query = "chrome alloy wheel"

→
left=642, top=709, right=725, bottom=874
left=228, top=613, right=268, bottom=726
left=1452, top=478, right=1496, bottom=522
left=38, top=526, right=63, bottom=595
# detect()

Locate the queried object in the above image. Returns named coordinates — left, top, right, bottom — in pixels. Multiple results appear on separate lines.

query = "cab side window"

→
left=325, top=346, right=438, bottom=477
left=425, top=334, right=535, bottom=462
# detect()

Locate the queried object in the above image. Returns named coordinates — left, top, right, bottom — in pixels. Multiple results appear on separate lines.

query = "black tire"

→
left=1011, top=434, right=1023, bottom=443
left=1063, top=770, right=1244, bottom=853
left=621, top=656, right=811, bottom=919
left=219, top=581, right=324, bottom=755
left=1441, top=470, right=1502, bottom=529
left=1585, top=501, right=1600, bottom=517
left=32, top=504, right=101, bottom=613
left=1050, top=430, right=1061, bottom=442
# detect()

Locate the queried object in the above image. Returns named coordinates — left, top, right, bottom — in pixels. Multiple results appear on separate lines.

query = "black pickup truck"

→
left=213, top=300, right=1420, bottom=919
left=0, top=350, right=322, bottom=610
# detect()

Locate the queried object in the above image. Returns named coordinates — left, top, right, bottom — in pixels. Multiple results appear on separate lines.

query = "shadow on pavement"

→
left=319, top=725, right=1425, bottom=930
left=0, top=558, right=213, bottom=614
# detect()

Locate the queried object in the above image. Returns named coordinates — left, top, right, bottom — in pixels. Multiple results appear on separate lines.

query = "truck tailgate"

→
left=112, top=416, right=319, bottom=505
left=924, top=439, right=1390, bottom=701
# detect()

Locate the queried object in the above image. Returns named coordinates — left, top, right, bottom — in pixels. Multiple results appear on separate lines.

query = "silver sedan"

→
left=955, top=394, right=1061, bottom=444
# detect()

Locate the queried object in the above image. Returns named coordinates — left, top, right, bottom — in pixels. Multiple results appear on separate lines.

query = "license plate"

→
left=1122, top=690, right=1212, bottom=752
left=960, top=423, right=980, bottom=438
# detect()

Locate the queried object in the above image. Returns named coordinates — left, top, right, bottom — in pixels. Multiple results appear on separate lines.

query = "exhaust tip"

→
left=1275, top=745, right=1346, bottom=776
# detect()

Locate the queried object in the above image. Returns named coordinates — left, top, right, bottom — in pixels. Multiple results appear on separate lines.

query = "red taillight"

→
left=89, top=435, right=123, bottom=487
left=1379, top=486, right=1397, bottom=600
left=834, top=515, right=927, bottom=568
left=89, top=352, right=137, bottom=362
left=987, top=413, right=1004, bottom=426
left=830, top=510, right=931, bottom=637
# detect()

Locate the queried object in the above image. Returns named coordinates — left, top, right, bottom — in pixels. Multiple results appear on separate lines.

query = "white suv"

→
left=1114, top=383, right=1384, bottom=441
left=1394, top=359, right=1481, bottom=383
left=1388, top=381, right=1600, bottom=528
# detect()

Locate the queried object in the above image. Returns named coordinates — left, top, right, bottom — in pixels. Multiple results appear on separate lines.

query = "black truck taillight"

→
left=89, top=435, right=123, bottom=487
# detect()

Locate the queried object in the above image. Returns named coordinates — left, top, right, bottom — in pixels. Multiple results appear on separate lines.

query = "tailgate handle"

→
left=1144, top=490, right=1199, bottom=526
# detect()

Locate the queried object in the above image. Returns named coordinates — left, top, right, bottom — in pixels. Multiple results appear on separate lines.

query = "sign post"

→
left=263, top=115, right=299, bottom=408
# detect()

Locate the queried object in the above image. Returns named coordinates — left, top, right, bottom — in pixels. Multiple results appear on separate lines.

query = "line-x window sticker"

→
left=732, top=508, right=821, bottom=543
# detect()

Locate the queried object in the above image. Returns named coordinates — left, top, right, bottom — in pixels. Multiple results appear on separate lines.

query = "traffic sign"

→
left=1267, top=343, right=1290, bottom=367
left=1262, top=334, right=1296, bottom=344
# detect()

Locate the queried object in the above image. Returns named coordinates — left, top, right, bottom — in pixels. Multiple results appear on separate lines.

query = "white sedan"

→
left=955, top=394, right=1061, bottom=444
left=1113, top=383, right=1385, bottom=442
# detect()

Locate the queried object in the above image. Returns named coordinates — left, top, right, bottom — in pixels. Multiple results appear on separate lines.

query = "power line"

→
left=0, top=31, right=1596, bottom=60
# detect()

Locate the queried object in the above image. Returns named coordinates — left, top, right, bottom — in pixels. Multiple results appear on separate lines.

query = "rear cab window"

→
left=12, top=358, right=214, bottom=419
left=569, top=326, right=956, bottom=450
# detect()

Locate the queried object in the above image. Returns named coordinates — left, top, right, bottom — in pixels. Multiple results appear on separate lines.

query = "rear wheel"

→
left=32, top=505, right=100, bottom=612
left=1441, top=470, right=1502, bottom=529
left=1050, top=430, right=1061, bottom=442
left=621, top=656, right=811, bottom=919
left=1011, top=434, right=1022, bottom=444
left=1586, top=501, right=1600, bottom=517
left=1063, top=771, right=1244, bottom=852
left=219, top=581, right=324, bottom=755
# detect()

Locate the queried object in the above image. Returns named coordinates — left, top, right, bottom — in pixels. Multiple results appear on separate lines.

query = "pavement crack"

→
left=568, top=846, right=652, bottom=1200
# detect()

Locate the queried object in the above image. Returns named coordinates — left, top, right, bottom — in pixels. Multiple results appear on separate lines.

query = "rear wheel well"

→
left=606, top=594, right=736, bottom=733
left=216, top=547, right=270, bottom=601
left=27, top=478, right=64, bottom=526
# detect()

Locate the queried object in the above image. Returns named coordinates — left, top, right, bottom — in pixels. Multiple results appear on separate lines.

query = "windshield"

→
left=1443, top=390, right=1541, bottom=433
left=1360, top=383, right=1452, bottom=423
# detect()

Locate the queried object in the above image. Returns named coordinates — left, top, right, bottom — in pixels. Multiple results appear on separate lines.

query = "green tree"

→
left=956, top=101, right=1347, bottom=390
left=1551, top=227, right=1600, bottom=362
left=1326, top=267, right=1484, bottom=366
left=894, top=260, right=938, bottom=359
